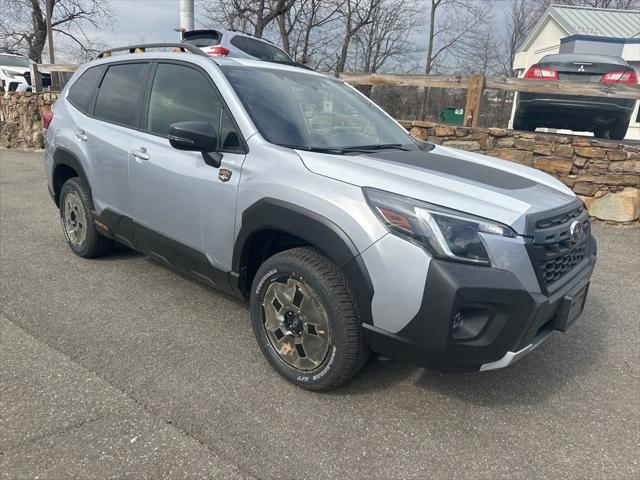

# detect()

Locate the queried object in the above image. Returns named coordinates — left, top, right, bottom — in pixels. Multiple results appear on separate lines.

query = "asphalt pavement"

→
left=1, top=149, right=639, bottom=479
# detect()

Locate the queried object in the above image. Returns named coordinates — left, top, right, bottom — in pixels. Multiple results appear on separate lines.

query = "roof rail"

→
left=97, top=43, right=208, bottom=59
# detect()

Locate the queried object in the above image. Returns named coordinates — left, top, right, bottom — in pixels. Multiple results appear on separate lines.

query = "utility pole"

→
left=45, top=0, right=60, bottom=91
left=179, top=0, right=195, bottom=33
left=46, top=0, right=55, bottom=63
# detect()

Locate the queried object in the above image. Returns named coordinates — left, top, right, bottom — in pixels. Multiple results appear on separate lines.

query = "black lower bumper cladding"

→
left=363, top=237, right=596, bottom=371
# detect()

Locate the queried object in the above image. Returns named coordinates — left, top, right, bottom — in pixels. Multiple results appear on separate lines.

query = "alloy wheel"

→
left=262, top=276, right=331, bottom=371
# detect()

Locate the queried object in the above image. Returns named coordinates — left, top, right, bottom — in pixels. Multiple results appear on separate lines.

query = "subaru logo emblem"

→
left=569, top=220, right=584, bottom=244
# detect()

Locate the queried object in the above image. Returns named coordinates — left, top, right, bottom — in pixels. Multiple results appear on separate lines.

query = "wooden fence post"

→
left=29, top=63, right=42, bottom=93
left=464, top=74, right=485, bottom=127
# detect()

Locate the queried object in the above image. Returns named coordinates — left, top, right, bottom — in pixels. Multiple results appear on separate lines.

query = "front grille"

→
left=535, top=205, right=583, bottom=231
left=540, top=243, right=587, bottom=285
left=526, top=203, right=591, bottom=291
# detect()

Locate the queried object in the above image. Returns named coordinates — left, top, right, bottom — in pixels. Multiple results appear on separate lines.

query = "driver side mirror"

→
left=168, top=121, right=222, bottom=168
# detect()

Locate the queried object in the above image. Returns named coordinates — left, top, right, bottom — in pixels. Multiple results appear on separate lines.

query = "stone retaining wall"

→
left=0, top=93, right=637, bottom=222
left=0, top=92, right=59, bottom=150
left=403, top=121, right=639, bottom=223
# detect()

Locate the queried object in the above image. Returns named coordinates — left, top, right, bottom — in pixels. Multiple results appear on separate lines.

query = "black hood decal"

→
left=366, top=150, right=536, bottom=191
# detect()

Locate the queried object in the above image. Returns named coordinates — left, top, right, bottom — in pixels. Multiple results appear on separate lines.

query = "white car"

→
left=0, top=53, right=51, bottom=92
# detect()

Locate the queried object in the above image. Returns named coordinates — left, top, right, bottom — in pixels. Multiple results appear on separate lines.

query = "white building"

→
left=512, top=4, right=640, bottom=140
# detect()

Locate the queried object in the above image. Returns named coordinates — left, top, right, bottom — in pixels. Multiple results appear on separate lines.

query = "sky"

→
left=102, top=0, right=203, bottom=46
left=100, top=0, right=510, bottom=49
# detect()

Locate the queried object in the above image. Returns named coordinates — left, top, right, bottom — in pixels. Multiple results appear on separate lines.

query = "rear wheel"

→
left=594, top=121, right=628, bottom=141
left=250, top=247, right=369, bottom=391
left=60, top=177, right=114, bottom=258
left=513, top=114, right=535, bottom=132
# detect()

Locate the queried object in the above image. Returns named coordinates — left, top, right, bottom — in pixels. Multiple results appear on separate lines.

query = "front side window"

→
left=68, top=66, right=105, bottom=114
left=221, top=66, right=414, bottom=150
left=147, top=63, right=242, bottom=151
left=94, top=63, right=150, bottom=127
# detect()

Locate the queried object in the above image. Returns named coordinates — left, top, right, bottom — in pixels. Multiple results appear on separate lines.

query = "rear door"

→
left=128, top=61, right=246, bottom=270
left=90, top=61, right=151, bottom=217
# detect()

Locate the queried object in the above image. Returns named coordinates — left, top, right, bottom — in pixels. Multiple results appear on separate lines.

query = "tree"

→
left=0, top=0, right=111, bottom=62
left=353, top=0, right=418, bottom=73
left=273, top=0, right=344, bottom=62
left=200, top=0, right=298, bottom=38
left=418, top=0, right=489, bottom=119
left=335, top=0, right=381, bottom=75
left=500, top=0, right=537, bottom=76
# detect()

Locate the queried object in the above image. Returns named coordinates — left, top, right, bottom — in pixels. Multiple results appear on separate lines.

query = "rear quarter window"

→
left=230, top=35, right=249, bottom=53
left=67, top=66, right=105, bottom=114
left=94, top=62, right=150, bottom=128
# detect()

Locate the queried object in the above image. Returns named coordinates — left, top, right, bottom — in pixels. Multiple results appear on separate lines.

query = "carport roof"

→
left=546, top=4, right=640, bottom=39
left=520, top=5, right=640, bottom=54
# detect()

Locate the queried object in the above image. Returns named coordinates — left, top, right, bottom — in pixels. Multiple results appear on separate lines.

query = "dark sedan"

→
left=513, top=53, right=637, bottom=140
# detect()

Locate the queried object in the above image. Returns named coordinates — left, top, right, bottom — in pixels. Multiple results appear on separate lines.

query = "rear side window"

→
left=94, top=63, right=150, bottom=127
left=230, top=35, right=249, bottom=53
left=231, top=36, right=291, bottom=62
left=67, top=66, right=104, bottom=114
left=246, top=38, right=291, bottom=62
left=146, top=63, right=243, bottom=152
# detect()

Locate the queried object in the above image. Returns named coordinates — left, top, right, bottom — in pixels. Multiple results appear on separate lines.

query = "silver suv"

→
left=43, top=44, right=596, bottom=390
left=180, top=29, right=295, bottom=64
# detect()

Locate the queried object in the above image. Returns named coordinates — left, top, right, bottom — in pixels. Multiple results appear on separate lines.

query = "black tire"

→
left=59, top=177, right=114, bottom=258
left=595, top=121, right=629, bottom=141
left=513, top=114, right=535, bottom=132
left=608, top=122, right=629, bottom=141
left=250, top=247, right=369, bottom=391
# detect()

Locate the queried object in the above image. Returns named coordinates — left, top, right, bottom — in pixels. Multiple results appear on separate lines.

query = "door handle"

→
left=75, top=129, right=88, bottom=141
left=131, top=147, right=150, bottom=161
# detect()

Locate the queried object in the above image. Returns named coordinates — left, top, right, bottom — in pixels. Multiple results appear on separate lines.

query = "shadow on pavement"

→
left=331, top=295, right=608, bottom=403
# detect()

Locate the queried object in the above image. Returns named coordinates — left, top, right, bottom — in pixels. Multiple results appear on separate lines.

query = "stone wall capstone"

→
left=403, top=120, right=639, bottom=224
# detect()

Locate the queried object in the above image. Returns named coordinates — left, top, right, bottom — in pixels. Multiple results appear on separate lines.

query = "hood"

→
left=0, top=65, right=49, bottom=75
left=297, top=144, right=576, bottom=235
left=0, top=65, right=29, bottom=75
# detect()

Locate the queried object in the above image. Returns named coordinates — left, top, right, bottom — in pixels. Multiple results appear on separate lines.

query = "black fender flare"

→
left=52, top=148, right=91, bottom=206
left=232, top=198, right=375, bottom=325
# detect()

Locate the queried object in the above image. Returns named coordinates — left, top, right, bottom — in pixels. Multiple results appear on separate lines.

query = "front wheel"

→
left=250, top=247, right=369, bottom=390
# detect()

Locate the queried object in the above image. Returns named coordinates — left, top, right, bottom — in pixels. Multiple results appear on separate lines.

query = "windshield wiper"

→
left=275, top=144, right=347, bottom=154
left=340, top=144, right=410, bottom=152
left=276, top=143, right=411, bottom=155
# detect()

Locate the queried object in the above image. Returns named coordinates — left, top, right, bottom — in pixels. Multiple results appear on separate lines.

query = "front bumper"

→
left=362, top=235, right=596, bottom=371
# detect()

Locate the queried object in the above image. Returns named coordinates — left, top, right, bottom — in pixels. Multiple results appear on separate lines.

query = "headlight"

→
left=1, top=69, right=15, bottom=79
left=364, top=187, right=515, bottom=265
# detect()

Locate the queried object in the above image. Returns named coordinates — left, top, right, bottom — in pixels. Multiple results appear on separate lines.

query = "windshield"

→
left=220, top=66, right=415, bottom=151
left=0, top=54, right=31, bottom=68
left=182, top=33, right=221, bottom=48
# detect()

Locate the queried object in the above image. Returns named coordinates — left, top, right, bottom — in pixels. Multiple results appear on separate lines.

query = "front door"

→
left=128, top=61, right=246, bottom=281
